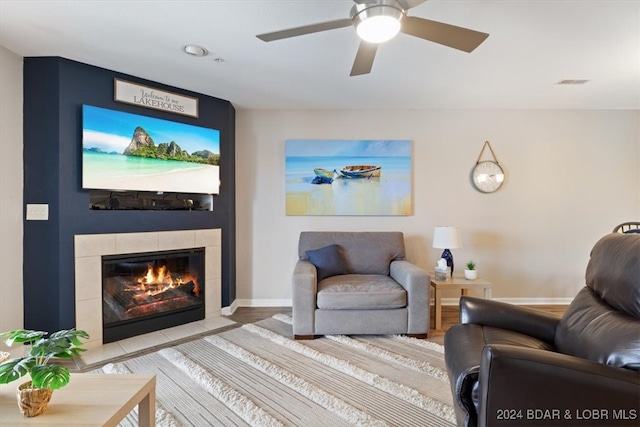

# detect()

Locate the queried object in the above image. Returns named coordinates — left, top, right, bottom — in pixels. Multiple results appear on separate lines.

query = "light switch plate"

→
left=26, top=204, right=49, bottom=220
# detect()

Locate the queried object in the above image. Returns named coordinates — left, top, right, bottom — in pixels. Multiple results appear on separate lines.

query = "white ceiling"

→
left=1, top=0, right=638, bottom=110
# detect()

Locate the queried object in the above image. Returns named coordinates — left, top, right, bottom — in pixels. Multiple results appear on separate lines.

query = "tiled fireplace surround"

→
left=74, top=228, right=226, bottom=363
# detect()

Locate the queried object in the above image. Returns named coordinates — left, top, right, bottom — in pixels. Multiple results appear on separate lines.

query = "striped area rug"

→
left=95, top=314, right=456, bottom=427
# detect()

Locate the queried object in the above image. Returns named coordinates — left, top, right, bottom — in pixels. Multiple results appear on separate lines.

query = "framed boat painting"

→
left=285, top=139, right=412, bottom=216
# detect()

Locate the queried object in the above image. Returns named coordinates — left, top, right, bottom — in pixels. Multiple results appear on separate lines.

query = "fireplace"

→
left=74, top=229, right=221, bottom=348
left=101, top=248, right=205, bottom=343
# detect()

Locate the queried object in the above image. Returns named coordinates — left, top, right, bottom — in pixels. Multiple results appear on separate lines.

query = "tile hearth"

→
left=78, top=315, right=235, bottom=367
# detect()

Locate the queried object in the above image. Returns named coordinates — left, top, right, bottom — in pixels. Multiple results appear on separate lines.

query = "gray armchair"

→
left=292, top=231, right=430, bottom=339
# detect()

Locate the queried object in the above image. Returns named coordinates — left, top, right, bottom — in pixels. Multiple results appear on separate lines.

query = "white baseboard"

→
left=235, top=299, right=292, bottom=308
left=221, top=299, right=239, bottom=316
left=225, top=297, right=573, bottom=308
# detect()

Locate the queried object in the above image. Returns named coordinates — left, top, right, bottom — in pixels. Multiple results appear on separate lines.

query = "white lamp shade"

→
left=432, top=226, right=461, bottom=249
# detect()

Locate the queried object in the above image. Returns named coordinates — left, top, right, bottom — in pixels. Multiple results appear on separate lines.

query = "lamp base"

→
left=441, top=249, right=454, bottom=276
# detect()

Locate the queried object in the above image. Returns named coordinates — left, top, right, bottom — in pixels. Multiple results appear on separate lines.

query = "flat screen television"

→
left=82, top=105, right=220, bottom=194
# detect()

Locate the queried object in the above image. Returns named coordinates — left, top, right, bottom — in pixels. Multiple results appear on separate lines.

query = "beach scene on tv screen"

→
left=82, top=105, right=220, bottom=194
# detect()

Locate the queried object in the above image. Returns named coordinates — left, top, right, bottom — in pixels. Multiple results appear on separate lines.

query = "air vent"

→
left=557, top=79, right=590, bottom=85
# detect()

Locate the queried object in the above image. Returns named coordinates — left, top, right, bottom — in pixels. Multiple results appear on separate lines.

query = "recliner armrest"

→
left=444, top=324, right=488, bottom=427
left=460, top=296, right=559, bottom=344
left=478, top=344, right=640, bottom=427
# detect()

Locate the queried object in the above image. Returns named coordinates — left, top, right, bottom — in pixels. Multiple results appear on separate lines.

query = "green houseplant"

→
left=464, top=261, right=477, bottom=280
left=0, top=328, right=89, bottom=416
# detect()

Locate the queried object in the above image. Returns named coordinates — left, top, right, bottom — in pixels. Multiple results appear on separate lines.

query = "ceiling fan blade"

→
left=397, top=0, right=428, bottom=10
left=400, top=16, right=489, bottom=52
left=350, top=41, right=378, bottom=76
left=257, top=18, right=353, bottom=42
left=354, top=0, right=428, bottom=9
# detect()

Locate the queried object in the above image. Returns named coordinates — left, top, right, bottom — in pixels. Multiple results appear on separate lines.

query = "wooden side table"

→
left=430, top=275, right=492, bottom=330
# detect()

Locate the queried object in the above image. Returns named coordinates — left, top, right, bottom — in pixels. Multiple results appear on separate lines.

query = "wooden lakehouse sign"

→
left=114, top=79, right=199, bottom=118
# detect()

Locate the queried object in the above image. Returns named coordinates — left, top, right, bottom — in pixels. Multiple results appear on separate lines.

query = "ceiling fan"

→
left=256, top=0, right=489, bottom=76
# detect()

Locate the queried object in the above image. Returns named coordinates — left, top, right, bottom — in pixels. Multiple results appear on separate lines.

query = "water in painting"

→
left=285, top=140, right=412, bottom=216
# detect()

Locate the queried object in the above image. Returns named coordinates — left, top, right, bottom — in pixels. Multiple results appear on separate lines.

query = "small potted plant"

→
left=464, top=261, right=477, bottom=280
left=0, top=328, right=89, bottom=417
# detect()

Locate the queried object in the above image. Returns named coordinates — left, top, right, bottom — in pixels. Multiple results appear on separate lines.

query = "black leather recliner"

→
left=444, top=233, right=640, bottom=427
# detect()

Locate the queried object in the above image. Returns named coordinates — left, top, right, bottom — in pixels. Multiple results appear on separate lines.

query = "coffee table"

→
left=430, top=275, right=492, bottom=330
left=0, top=373, right=155, bottom=426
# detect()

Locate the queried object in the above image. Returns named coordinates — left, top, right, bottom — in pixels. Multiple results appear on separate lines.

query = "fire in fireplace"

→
left=102, top=248, right=205, bottom=343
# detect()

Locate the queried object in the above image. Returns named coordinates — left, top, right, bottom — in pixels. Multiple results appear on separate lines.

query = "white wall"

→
left=235, top=109, right=639, bottom=306
left=0, top=46, right=23, bottom=332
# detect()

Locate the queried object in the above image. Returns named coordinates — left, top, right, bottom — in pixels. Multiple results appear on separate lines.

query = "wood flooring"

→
left=73, top=303, right=567, bottom=372
left=228, top=304, right=568, bottom=346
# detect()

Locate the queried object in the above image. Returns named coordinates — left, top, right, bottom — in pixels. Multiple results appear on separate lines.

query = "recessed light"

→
left=557, top=79, right=590, bottom=85
left=183, top=45, right=208, bottom=57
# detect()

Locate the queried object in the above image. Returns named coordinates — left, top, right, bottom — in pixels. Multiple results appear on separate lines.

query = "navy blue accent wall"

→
left=23, top=57, right=236, bottom=331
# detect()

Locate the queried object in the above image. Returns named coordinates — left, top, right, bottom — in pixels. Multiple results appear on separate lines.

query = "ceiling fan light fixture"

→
left=352, top=3, right=404, bottom=44
left=357, top=15, right=401, bottom=43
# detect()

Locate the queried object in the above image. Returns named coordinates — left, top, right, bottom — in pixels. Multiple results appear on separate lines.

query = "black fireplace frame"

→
left=101, top=248, right=205, bottom=343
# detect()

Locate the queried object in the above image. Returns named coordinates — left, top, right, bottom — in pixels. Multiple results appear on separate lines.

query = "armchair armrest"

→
left=292, top=260, right=317, bottom=338
left=478, top=344, right=640, bottom=427
left=460, top=296, right=559, bottom=344
left=444, top=324, right=487, bottom=427
left=390, top=260, right=429, bottom=336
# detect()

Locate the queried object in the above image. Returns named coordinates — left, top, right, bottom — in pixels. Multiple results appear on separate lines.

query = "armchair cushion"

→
left=298, top=231, right=405, bottom=275
left=305, top=244, right=348, bottom=281
left=555, top=286, right=640, bottom=371
left=554, top=234, right=640, bottom=371
left=585, top=232, right=640, bottom=317
left=317, top=274, right=407, bottom=310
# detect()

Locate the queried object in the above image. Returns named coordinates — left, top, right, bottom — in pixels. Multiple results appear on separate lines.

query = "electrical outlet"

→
left=26, top=204, right=49, bottom=220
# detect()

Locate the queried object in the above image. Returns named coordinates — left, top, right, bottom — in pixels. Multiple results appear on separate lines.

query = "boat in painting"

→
left=311, top=165, right=381, bottom=184
left=313, top=168, right=335, bottom=179
left=311, top=168, right=336, bottom=184
left=339, top=165, right=381, bottom=178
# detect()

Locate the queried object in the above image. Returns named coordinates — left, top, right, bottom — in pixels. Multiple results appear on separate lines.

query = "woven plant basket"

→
left=16, top=381, right=53, bottom=417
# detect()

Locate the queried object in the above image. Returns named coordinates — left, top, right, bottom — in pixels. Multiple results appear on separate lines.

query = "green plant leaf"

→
left=48, top=329, right=89, bottom=341
left=30, top=364, right=70, bottom=390
left=30, top=329, right=90, bottom=359
left=0, top=357, right=34, bottom=384
left=0, top=329, right=46, bottom=346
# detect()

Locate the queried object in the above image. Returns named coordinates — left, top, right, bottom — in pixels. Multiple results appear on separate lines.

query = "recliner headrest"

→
left=585, top=233, right=640, bottom=318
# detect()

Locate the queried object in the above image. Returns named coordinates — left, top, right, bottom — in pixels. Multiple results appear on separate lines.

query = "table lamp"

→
left=433, top=226, right=461, bottom=277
